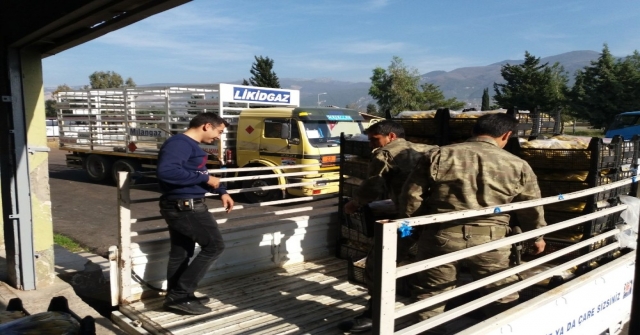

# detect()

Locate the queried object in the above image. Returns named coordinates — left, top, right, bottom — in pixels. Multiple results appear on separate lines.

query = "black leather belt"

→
left=160, top=198, right=205, bottom=205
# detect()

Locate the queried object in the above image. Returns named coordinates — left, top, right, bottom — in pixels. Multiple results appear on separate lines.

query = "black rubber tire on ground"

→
left=84, top=154, right=113, bottom=183
left=241, top=171, right=283, bottom=203
left=112, top=159, right=142, bottom=184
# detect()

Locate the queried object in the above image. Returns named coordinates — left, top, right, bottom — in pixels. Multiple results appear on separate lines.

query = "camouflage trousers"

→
left=412, top=224, right=519, bottom=321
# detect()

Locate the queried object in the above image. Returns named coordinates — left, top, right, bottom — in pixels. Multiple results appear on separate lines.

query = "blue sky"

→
left=42, top=0, right=640, bottom=88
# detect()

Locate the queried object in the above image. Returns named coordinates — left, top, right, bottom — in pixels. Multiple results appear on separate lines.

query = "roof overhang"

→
left=3, top=0, right=191, bottom=58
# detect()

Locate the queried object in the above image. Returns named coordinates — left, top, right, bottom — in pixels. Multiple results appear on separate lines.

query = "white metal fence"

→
left=109, top=163, right=638, bottom=334
left=369, top=177, right=638, bottom=334
left=111, top=163, right=337, bottom=306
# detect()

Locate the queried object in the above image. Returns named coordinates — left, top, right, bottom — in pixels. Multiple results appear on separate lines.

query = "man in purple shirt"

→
left=157, top=112, right=234, bottom=315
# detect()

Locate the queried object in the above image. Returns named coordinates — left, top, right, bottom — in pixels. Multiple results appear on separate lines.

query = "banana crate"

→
left=619, top=135, right=639, bottom=166
left=394, top=110, right=442, bottom=138
left=522, top=236, right=619, bottom=267
left=342, top=139, right=372, bottom=159
left=341, top=158, right=370, bottom=180
left=544, top=198, right=622, bottom=237
left=513, top=112, right=557, bottom=134
left=344, top=205, right=376, bottom=239
left=395, top=118, right=441, bottom=138
left=339, top=224, right=373, bottom=251
left=512, top=136, right=622, bottom=171
left=343, top=199, right=397, bottom=239
left=338, top=242, right=369, bottom=286
left=341, top=180, right=359, bottom=199
left=537, top=168, right=634, bottom=203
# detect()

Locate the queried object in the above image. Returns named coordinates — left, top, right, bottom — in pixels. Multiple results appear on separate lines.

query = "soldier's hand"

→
left=343, top=200, right=360, bottom=214
left=207, top=176, right=221, bottom=189
left=221, top=194, right=234, bottom=213
left=532, top=238, right=546, bottom=255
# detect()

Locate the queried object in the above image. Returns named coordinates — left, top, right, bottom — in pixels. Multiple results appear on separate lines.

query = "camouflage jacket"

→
left=398, top=137, right=546, bottom=231
left=354, top=138, right=437, bottom=206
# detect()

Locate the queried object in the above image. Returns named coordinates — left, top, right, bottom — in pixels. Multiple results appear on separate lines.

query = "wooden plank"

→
left=129, top=258, right=347, bottom=312
left=145, top=265, right=350, bottom=324
left=126, top=210, right=338, bottom=299
left=122, top=258, right=378, bottom=335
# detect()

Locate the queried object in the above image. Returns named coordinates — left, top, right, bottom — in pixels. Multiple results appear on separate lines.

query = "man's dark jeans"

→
left=159, top=199, right=225, bottom=300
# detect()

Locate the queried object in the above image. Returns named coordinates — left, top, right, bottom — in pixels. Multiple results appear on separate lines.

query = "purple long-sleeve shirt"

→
left=157, top=134, right=227, bottom=199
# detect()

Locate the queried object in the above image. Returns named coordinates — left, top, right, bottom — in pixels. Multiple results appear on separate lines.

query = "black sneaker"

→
left=188, top=293, right=210, bottom=304
left=164, top=296, right=211, bottom=315
left=337, top=315, right=372, bottom=333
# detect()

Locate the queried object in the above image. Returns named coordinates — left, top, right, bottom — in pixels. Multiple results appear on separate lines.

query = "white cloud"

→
left=368, top=0, right=390, bottom=9
left=329, top=41, right=406, bottom=54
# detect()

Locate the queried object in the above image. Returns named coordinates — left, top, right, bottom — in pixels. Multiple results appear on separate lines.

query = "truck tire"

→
left=112, top=159, right=142, bottom=184
left=84, top=154, right=113, bottom=183
left=242, top=171, right=283, bottom=203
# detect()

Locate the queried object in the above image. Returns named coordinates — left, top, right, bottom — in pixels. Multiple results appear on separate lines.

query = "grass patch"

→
left=54, top=233, right=87, bottom=253
left=569, top=130, right=605, bottom=137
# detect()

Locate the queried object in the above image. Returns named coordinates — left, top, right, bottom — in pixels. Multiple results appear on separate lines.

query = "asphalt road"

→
left=49, top=148, right=164, bottom=256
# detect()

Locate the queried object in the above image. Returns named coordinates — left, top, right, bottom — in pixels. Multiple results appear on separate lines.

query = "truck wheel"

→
left=112, top=159, right=142, bottom=184
left=84, top=155, right=113, bottom=182
left=242, top=171, right=283, bottom=203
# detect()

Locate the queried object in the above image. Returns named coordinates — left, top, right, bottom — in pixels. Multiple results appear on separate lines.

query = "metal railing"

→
left=112, top=163, right=337, bottom=305
left=370, top=177, right=637, bottom=334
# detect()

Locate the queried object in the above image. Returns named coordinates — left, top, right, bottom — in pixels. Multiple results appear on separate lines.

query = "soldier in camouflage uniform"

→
left=398, top=113, right=546, bottom=325
left=340, top=120, right=437, bottom=333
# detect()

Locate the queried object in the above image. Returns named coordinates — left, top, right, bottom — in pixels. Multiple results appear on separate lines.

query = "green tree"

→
left=493, top=51, right=568, bottom=114
left=45, top=99, right=57, bottom=117
left=369, top=56, right=422, bottom=116
left=481, top=88, right=490, bottom=111
left=366, top=103, right=378, bottom=115
left=124, top=77, right=136, bottom=87
left=242, top=55, right=281, bottom=88
left=88, top=71, right=135, bottom=89
left=568, top=45, right=640, bottom=129
left=419, top=82, right=465, bottom=110
left=52, top=84, right=72, bottom=96
left=345, top=103, right=360, bottom=110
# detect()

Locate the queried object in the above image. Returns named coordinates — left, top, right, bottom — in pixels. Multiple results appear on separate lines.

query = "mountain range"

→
left=288, top=50, right=603, bottom=109
left=46, top=50, right=607, bottom=109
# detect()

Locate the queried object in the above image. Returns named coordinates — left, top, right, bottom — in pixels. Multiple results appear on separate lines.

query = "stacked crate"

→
left=511, top=136, right=636, bottom=268
left=393, top=110, right=443, bottom=145
left=393, top=109, right=559, bottom=145
left=511, top=111, right=558, bottom=137
left=339, top=134, right=372, bottom=284
left=339, top=133, right=401, bottom=284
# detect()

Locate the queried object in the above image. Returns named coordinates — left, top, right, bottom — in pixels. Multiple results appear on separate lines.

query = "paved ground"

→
left=0, top=245, right=126, bottom=334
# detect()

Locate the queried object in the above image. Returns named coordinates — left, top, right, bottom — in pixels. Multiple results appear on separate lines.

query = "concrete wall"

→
left=21, top=49, right=55, bottom=287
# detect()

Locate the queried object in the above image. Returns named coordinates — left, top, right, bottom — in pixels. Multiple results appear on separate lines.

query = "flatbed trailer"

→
left=109, top=167, right=639, bottom=334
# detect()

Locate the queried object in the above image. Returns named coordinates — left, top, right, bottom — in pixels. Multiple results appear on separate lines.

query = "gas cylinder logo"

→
left=233, top=87, right=290, bottom=103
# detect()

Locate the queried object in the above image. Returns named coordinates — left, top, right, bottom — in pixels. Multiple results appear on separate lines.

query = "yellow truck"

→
left=55, top=84, right=367, bottom=202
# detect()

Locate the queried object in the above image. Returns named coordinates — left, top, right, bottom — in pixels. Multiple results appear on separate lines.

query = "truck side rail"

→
left=370, top=177, right=638, bottom=334
left=113, top=163, right=338, bottom=305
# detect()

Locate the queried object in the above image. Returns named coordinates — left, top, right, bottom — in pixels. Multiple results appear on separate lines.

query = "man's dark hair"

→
left=472, top=113, right=518, bottom=137
left=189, top=112, right=230, bottom=128
left=365, top=120, right=405, bottom=138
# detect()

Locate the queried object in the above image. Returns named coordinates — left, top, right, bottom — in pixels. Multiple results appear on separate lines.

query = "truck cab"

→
left=236, top=106, right=366, bottom=202
left=605, top=111, right=640, bottom=139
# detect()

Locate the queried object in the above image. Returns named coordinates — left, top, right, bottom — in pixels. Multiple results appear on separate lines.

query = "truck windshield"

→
left=302, top=120, right=365, bottom=147
left=609, top=114, right=640, bottom=130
